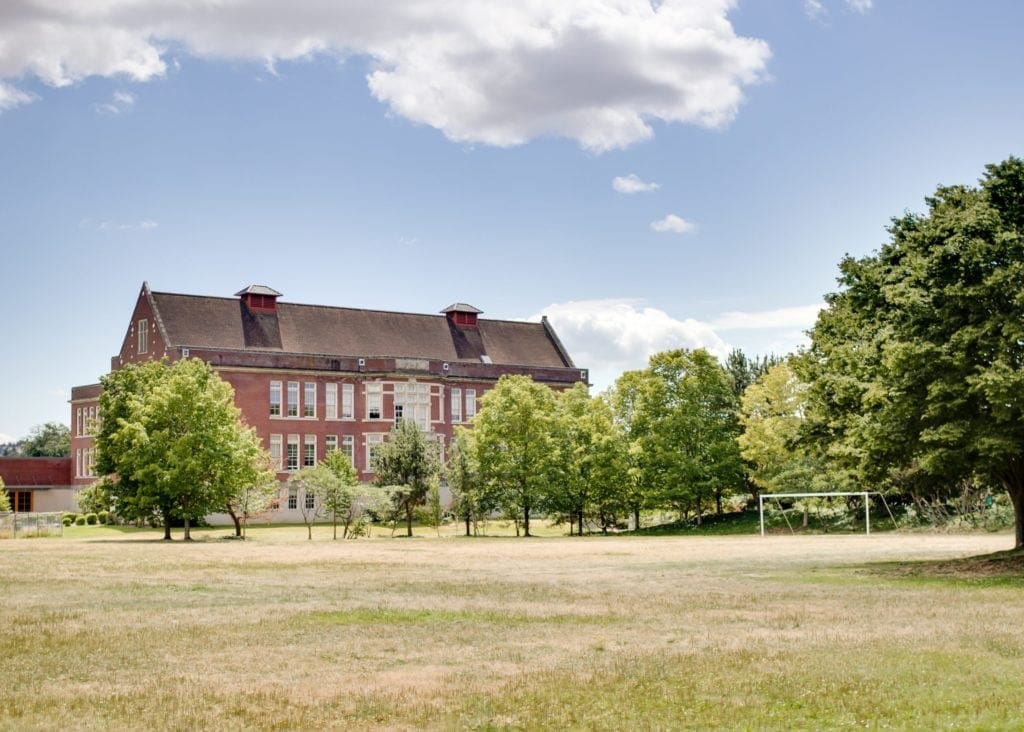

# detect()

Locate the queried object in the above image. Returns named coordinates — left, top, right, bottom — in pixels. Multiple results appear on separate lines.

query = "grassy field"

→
left=2, top=526, right=1022, bottom=730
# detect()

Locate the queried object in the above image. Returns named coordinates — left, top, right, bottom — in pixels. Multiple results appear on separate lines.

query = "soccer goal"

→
left=758, top=492, right=896, bottom=536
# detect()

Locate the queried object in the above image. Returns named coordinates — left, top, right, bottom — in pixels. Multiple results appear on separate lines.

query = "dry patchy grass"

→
left=1, top=527, right=1021, bottom=729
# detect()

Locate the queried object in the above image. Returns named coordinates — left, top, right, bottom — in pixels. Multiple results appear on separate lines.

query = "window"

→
left=76, top=408, right=83, bottom=437
left=269, top=381, right=282, bottom=416
left=366, top=434, right=384, bottom=470
left=305, top=490, right=315, bottom=510
left=326, top=383, right=338, bottom=419
left=11, top=490, right=32, bottom=512
left=269, top=434, right=283, bottom=470
left=366, top=383, right=382, bottom=420
left=288, top=489, right=298, bottom=510
left=451, top=388, right=462, bottom=423
left=341, top=384, right=354, bottom=419
left=286, top=434, right=299, bottom=471
left=394, top=382, right=431, bottom=429
left=76, top=449, right=82, bottom=478
left=304, top=382, right=316, bottom=418
left=304, top=434, right=316, bottom=467
left=138, top=319, right=148, bottom=354
left=342, top=435, right=355, bottom=467
left=466, top=389, right=477, bottom=419
left=287, top=382, right=299, bottom=417
left=88, top=407, right=95, bottom=435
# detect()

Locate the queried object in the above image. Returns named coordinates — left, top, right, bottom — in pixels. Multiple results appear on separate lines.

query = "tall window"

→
left=342, top=435, right=355, bottom=467
left=76, top=408, right=83, bottom=436
left=286, top=434, right=299, bottom=471
left=138, top=319, right=148, bottom=354
left=466, top=389, right=477, bottom=420
left=288, top=489, right=298, bottom=510
left=341, top=383, right=354, bottom=419
left=326, top=383, right=338, bottom=419
left=451, top=388, right=462, bottom=423
left=366, top=383, right=382, bottom=420
left=326, top=435, right=338, bottom=453
left=394, top=382, right=430, bottom=429
left=287, top=382, right=299, bottom=417
left=366, top=434, right=384, bottom=470
left=304, top=434, right=316, bottom=467
left=304, top=382, right=316, bottom=418
left=269, top=434, right=283, bottom=470
left=11, top=491, right=31, bottom=512
left=305, top=490, right=315, bottom=510
left=269, top=381, right=282, bottom=416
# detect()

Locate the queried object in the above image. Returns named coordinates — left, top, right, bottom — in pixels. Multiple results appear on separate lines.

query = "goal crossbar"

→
left=758, top=491, right=877, bottom=536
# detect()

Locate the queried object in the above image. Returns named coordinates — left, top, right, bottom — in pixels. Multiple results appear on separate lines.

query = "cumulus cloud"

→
left=80, top=217, right=158, bottom=231
left=535, top=298, right=729, bottom=390
left=846, top=0, right=873, bottom=12
left=0, top=81, right=36, bottom=112
left=803, top=0, right=827, bottom=20
left=533, top=298, right=824, bottom=390
left=0, top=1, right=771, bottom=151
left=650, top=213, right=696, bottom=234
left=612, top=174, right=659, bottom=194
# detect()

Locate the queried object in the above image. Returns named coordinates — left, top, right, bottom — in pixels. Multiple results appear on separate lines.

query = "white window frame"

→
left=466, top=389, right=477, bottom=419
left=304, top=382, right=316, bottom=418
left=286, top=434, right=299, bottom=471
left=138, top=318, right=148, bottom=354
left=451, top=388, right=462, bottom=423
left=76, top=408, right=83, bottom=437
left=366, top=383, right=382, bottom=420
left=341, top=383, right=354, bottom=420
left=287, top=382, right=299, bottom=417
left=325, top=383, right=338, bottom=420
left=303, top=434, right=316, bottom=467
left=269, top=381, right=282, bottom=417
left=342, top=435, right=355, bottom=467
left=269, top=434, right=283, bottom=471
left=287, top=489, right=298, bottom=510
left=365, top=433, right=385, bottom=471
left=325, top=435, right=338, bottom=454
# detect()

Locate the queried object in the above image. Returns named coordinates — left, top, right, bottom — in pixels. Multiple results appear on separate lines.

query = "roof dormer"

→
left=236, top=285, right=282, bottom=312
left=441, top=302, right=482, bottom=329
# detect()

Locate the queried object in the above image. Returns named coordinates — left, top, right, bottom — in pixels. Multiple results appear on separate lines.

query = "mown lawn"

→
left=1, top=527, right=1021, bottom=730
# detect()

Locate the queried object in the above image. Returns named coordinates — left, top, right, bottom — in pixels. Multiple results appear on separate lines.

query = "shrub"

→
left=62, top=516, right=73, bottom=527
left=85, top=513, right=98, bottom=525
left=75, top=515, right=87, bottom=526
left=97, top=510, right=109, bottom=524
left=63, top=512, right=78, bottom=524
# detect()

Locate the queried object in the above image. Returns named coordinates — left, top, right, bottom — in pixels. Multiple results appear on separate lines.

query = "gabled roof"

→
left=234, top=285, right=282, bottom=297
left=147, top=289, right=576, bottom=369
left=440, top=303, right=483, bottom=314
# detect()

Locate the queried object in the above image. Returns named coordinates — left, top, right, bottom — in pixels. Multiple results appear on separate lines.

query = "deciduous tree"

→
left=373, top=418, right=440, bottom=537
left=21, top=422, right=71, bottom=457
left=0, top=478, right=9, bottom=512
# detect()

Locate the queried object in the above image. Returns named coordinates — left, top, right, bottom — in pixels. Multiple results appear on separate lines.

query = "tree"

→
left=738, top=361, right=822, bottom=496
left=320, top=450, right=361, bottom=539
left=95, top=358, right=273, bottom=541
left=372, top=419, right=440, bottom=537
left=0, top=478, right=9, bottom=512
left=799, top=157, right=1024, bottom=549
left=287, top=465, right=330, bottom=539
left=225, top=460, right=279, bottom=539
left=447, top=430, right=490, bottom=536
left=471, top=375, right=559, bottom=537
left=21, top=422, right=71, bottom=457
left=76, top=479, right=115, bottom=515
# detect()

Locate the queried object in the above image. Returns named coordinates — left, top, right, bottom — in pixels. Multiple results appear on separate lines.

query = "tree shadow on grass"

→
left=865, top=548, right=1024, bottom=586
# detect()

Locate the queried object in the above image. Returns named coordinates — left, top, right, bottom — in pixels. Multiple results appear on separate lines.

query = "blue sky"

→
left=1, top=0, right=1022, bottom=442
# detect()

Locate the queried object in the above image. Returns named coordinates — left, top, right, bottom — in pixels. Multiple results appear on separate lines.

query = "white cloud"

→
left=94, top=89, right=136, bottom=115
left=612, top=174, right=659, bottom=194
left=0, top=1, right=771, bottom=151
left=0, top=81, right=36, bottom=112
left=80, top=218, right=158, bottom=231
left=803, top=0, right=827, bottom=20
left=711, top=303, right=824, bottom=331
left=846, top=0, right=873, bottom=12
left=532, top=299, right=825, bottom=391
left=534, top=298, right=729, bottom=391
left=650, top=213, right=696, bottom=234
left=0, top=432, right=14, bottom=444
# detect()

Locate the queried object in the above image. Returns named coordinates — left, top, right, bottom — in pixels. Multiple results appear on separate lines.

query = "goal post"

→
left=758, top=491, right=873, bottom=536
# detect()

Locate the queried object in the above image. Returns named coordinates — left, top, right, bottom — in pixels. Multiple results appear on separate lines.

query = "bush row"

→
left=62, top=511, right=116, bottom=527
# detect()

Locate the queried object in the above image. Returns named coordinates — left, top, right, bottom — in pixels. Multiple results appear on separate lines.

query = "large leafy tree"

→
left=471, top=375, right=559, bottom=537
left=616, top=349, right=744, bottom=522
left=0, top=477, right=10, bottom=512
left=373, top=418, right=440, bottom=537
left=95, top=358, right=273, bottom=540
left=800, top=157, right=1024, bottom=548
left=446, top=430, right=492, bottom=537
left=738, top=361, right=822, bottom=496
left=20, top=422, right=71, bottom=457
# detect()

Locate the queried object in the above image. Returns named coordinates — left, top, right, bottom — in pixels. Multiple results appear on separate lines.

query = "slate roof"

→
left=148, top=289, right=575, bottom=369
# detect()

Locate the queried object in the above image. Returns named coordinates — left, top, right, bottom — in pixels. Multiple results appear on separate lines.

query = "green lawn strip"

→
left=299, top=606, right=618, bottom=628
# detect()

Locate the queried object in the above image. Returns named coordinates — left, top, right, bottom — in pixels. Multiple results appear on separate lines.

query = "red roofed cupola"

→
left=442, top=302, right=482, bottom=329
left=236, top=285, right=282, bottom=312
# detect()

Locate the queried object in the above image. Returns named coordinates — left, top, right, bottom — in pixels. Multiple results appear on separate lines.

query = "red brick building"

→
left=64, top=283, right=585, bottom=520
left=0, top=457, right=75, bottom=513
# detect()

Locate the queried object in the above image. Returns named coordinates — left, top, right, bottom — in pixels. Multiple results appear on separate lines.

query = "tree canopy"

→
left=799, top=157, right=1024, bottom=548
left=95, top=358, right=273, bottom=540
left=372, top=418, right=440, bottom=537
left=20, top=422, right=71, bottom=457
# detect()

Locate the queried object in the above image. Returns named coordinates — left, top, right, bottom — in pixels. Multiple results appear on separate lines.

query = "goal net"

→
left=758, top=492, right=895, bottom=536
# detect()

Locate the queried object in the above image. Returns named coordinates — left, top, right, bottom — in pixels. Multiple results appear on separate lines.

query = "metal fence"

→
left=0, top=512, right=64, bottom=539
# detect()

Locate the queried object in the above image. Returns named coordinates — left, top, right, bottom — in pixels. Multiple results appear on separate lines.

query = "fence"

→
left=0, top=512, right=64, bottom=539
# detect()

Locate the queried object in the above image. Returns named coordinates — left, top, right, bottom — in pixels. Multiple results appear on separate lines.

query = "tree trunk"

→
left=716, top=489, right=723, bottom=515
left=332, top=511, right=338, bottom=540
left=226, top=507, right=242, bottom=537
left=406, top=502, right=414, bottom=537
left=307, top=521, right=312, bottom=540
left=162, top=510, right=172, bottom=541
left=578, top=511, right=584, bottom=537
left=633, top=507, right=640, bottom=532
left=465, top=514, right=471, bottom=537
left=523, top=506, right=531, bottom=537
left=183, top=516, right=192, bottom=542
left=1005, top=477, right=1024, bottom=550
